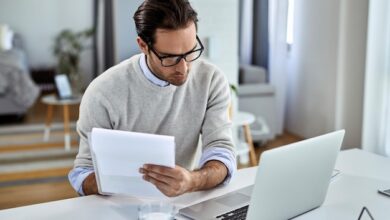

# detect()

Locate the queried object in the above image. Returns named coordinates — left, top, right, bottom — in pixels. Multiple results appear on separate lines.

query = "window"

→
left=286, top=0, right=295, bottom=48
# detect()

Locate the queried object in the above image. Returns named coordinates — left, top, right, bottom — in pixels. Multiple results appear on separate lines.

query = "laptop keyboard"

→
left=216, top=205, right=249, bottom=220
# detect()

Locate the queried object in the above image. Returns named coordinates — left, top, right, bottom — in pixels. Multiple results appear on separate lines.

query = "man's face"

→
left=138, top=22, right=198, bottom=86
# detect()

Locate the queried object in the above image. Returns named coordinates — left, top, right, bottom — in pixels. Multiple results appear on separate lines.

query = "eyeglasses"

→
left=148, top=35, right=204, bottom=67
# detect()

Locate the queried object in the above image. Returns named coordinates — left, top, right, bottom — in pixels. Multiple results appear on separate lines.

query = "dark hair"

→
left=133, top=0, right=198, bottom=45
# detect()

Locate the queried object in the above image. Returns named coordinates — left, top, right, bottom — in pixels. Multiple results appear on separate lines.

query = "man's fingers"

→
left=143, top=164, right=178, bottom=178
left=145, top=170, right=176, bottom=185
left=143, top=175, right=176, bottom=197
left=143, top=174, right=167, bottom=187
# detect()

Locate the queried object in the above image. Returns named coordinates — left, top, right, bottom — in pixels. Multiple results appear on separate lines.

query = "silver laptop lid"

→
left=246, top=130, right=345, bottom=220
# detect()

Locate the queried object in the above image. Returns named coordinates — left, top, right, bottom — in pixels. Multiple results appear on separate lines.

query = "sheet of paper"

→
left=90, top=128, right=175, bottom=198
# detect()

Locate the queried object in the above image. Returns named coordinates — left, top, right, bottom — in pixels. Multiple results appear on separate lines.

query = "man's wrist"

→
left=189, top=160, right=228, bottom=192
left=189, top=170, right=202, bottom=192
left=82, top=172, right=98, bottom=195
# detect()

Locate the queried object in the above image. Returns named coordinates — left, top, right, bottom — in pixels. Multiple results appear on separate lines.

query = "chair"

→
left=237, top=65, right=277, bottom=143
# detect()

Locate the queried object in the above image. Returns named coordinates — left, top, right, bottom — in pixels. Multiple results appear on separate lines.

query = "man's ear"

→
left=137, top=36, right=149, bottom=54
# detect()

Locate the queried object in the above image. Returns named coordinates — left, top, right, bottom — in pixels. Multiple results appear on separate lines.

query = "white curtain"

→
left=377, top=15, right=390, bottom=155
left=381, top=67, right=390, bottom=156
left=268, top=0, right=288, bottom=135
left=362, top=0, right=390, bottom=156
left=239, top=0, right=254, bottom=65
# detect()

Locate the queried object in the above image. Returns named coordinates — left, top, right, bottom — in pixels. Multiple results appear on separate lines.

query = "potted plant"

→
left=53, top=28, right=94, bottom=92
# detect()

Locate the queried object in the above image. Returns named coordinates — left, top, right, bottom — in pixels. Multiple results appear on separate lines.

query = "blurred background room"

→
left=0, top=0, right=389, bottom=210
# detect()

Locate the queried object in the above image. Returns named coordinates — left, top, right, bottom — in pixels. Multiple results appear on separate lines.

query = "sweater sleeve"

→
left=73, top=84, right=118, bottom=169
left=68, top=167, right=94, bottom=195
left=198, top=147, right=236, bottom=184
left=200, top=69, right=236, bottom=163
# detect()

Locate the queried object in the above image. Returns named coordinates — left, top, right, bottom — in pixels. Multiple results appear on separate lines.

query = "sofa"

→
left=0, top=30, right=40, bottom=116
left=237, top=65, right=277, bottom=143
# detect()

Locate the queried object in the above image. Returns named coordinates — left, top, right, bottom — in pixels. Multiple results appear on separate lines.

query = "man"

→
left=68, top=0, right=236, bottom=197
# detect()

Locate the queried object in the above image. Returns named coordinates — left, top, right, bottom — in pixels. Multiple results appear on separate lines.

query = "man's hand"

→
left=140, top=160, right=228, bottom=197
left=140, top=165, right=193, bottom=197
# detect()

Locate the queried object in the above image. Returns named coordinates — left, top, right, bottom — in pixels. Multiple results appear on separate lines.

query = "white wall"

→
left=0, top=0, right=93, bottom=82
left=286, top=0, right=341, bottom=137
left=191, top=0, right=239, bottom=85
left=285, top=0, right=368, bottom=148
left=335, top=0, right=368, bottom=148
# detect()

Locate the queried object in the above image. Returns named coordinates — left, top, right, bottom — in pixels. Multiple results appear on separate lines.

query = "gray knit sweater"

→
left=74, top=54, right=234, bottom=170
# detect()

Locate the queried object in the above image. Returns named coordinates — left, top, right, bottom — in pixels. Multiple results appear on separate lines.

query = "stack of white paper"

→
left=90, top=128, right=175, bottom=198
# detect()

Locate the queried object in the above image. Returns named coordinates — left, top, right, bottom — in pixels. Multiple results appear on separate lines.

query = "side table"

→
left=41, top=94, right=82, bottom=151
left=233, top=111, right=258, bottom=166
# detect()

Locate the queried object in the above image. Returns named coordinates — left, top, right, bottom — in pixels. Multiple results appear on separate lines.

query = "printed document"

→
left=90, top=128, right=175, bottom=198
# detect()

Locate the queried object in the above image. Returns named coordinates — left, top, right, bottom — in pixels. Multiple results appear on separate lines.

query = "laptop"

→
left=179, top=130, right=345, bottom=220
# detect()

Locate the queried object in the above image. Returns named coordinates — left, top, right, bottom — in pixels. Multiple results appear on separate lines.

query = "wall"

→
left=286, top=0, right=341, bottom=138
left=0, top=0, right=93, bottom=82
left=335, top=0, right=368, bottom=148
left=285, top=0, right=368, bottom=148
left=190, top=0, right=239, bottom=85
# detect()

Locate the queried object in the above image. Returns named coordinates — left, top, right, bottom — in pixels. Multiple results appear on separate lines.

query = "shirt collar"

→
left=139, top=53, right=170, bottom=87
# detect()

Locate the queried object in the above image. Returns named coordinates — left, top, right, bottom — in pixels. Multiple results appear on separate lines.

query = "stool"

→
left=41, top=94, right=81, bottom=151
left=233, top=111, right=258, bottom=166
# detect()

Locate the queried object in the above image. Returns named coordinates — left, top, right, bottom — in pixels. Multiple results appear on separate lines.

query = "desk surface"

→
left=298, top=149, right=390, bottom=220
left=1, top=149, right=389, bottom=220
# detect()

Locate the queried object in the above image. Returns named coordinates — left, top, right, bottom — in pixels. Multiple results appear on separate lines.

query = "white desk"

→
left=296, top=149, right=390, bottom=220
left=0, top=149, right=389, bottom=220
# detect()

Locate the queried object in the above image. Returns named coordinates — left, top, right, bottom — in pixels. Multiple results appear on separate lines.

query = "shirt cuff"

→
left=198, top=147, right=237, bottom=185
left=68, top=167, right=94, bottom=196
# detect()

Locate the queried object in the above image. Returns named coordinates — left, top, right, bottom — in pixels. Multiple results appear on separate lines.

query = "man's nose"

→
left=175, top=58, right=188, bottom=74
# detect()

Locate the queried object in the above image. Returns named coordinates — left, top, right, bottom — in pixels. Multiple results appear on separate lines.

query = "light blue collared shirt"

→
left=68, top=54, right=236, bottom=195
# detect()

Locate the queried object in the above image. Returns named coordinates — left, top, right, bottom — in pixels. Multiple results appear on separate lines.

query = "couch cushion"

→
left=239, top=65, right=267, bottom=84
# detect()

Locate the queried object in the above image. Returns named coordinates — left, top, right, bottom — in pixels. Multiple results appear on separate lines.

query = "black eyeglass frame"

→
left=147, top=35, right=204, bottom=67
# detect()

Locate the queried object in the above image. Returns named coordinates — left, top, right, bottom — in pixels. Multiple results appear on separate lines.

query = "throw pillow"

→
left=0, top=24, right=14, bottom=51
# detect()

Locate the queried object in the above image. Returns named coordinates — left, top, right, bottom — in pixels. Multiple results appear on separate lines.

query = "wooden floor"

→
left=0, top=168, right=78, bottom=210
left=0, top=97, right=303, bottom=210
left=239, top=132, right=303, bottom=169
left=0, top=96, right=80, bottom=210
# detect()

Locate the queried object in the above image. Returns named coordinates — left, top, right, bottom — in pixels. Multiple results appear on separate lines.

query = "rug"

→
left=0, top=122, right=79, bottom=175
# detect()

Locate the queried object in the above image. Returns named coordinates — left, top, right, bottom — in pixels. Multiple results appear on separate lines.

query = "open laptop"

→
left=179, top=130, right=345, bottom=220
